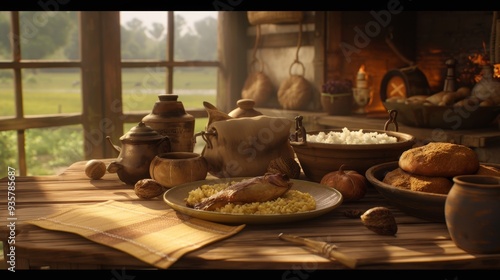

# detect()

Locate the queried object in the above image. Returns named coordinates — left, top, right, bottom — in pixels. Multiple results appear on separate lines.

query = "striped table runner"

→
left=28, top=200, right=245, bottom=269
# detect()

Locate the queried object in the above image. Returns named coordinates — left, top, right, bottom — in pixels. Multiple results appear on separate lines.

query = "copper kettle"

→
left=106, top=122, right=171, bottom=185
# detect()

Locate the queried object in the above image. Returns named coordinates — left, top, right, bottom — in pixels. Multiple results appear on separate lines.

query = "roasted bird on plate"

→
left=187, top=173, right=293, bottom=211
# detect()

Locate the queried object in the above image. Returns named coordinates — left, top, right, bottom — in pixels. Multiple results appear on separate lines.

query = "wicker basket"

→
left=247, top=11, right=304, bottom=25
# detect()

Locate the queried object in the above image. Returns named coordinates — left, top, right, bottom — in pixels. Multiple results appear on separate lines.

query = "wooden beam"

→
left=0, top=114, right=82, bottom=131
left=101, top=12, right=124, bottom=158
left=312, top=11, right=326, bottom=111
left=217, top=12, right=249, bottom=113
left=80, top=12, right=106, bottom=160
left=247, top=31, right=316, bottom=49
left=120, top=61, right=219, bottom=68
left=0, top=61, right=81, bottom=69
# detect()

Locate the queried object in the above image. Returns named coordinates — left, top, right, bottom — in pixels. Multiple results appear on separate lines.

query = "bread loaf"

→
left=398, top=142, right=479, bottom=177
left=383, top=167, right=453, bottom=194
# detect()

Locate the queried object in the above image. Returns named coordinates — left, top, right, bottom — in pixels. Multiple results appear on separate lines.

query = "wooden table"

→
left=1, top=159, right=500, bottom=270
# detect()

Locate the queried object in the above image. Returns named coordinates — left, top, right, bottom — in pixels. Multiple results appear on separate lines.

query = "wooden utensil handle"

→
left=279, top=233, right=358, bottom=269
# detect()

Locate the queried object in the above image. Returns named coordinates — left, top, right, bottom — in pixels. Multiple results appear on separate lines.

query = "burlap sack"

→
left=201, top=115, right=294, bottom=178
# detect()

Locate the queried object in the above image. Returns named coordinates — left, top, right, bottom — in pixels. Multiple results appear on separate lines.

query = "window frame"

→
left=0, top=11, right=324, bottom=176
left=0, top=11, right=223, bottom=176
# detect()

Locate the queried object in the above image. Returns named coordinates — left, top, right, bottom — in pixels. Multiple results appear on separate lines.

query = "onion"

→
left=320, top=164, right=368, bottom=201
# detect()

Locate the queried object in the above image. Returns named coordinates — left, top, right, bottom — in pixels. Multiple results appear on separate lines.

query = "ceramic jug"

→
left=106, top=122, right=171, bottom=185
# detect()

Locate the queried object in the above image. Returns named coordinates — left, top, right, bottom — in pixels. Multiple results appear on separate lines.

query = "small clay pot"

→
left=320, top=92, right=353, bottom=116
left=445, top=175, right=500, bottom=254
left=149, top=152, right=208, bottom=188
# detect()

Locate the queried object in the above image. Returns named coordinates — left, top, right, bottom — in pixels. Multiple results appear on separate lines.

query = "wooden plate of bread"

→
left=382, top=101, right=500, bottom=130
left=383, top=85, right=500, bottom=130
left=365, top=142, right=500, bottom=222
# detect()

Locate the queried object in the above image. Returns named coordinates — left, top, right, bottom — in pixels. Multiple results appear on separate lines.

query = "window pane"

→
left=0, top=131, right=19, bottom=175
left=22, top=68, right=82, bottom=115
left=0, top=69, right=15, bottom=117
left=19, top=11, right=79, bottom=60
left=0, top=12, right=12, bottom=60
left=174, top=12, right=218, bottom=61
left=25, top=125, right=84, bottom=175
left=174, top=67, right=216, bottom=107
left=120, top=11, right=167, bottom=61
left=122, top=67, right=167, bottom=113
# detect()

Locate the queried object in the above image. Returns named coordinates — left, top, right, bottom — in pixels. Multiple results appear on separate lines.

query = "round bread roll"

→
left=399, top=142, right=479, bottom=177
left=383, top=167, right=453, bottom=194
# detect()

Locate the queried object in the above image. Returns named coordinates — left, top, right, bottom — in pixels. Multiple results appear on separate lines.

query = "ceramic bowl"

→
left=290, top=128, right=415, bottom=183
left=365, top=161, right=447, bottom=222
left=150, top=152, right=208, bottom=188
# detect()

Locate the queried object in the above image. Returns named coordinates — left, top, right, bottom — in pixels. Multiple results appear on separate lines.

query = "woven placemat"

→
left=28, top=200, right=245, bottom=269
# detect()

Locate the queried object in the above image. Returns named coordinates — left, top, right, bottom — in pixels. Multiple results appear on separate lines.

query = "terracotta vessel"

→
left=107, top=122, right=171, bottom=185
left=445, top=175, right=500, bottom=254
left=142, top=94, right=195, bottom=152
left=149, top=152, right=208, bottom=188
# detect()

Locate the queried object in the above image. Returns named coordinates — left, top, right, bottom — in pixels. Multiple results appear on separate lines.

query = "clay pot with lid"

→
left=142, top=94, right=195, bottom=152
left=106, top=122, right=171, bottom=185
left=228, top=99, right=263, bottom=118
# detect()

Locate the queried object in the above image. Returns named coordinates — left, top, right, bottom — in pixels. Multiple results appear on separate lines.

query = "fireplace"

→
left=325, top=11, right=495, bottom=114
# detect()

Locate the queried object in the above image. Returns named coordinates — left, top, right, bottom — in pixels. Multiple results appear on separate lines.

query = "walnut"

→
left=134, top=179, right=166, bottom=199
left=267, top=156, right=301, bottom=179
left=360, top=206, right=398, bottom=236
left=85, top=159, right=106, bottom=180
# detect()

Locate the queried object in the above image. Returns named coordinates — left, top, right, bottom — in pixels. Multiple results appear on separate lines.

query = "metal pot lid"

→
left=120, top=122, right=164, bottom=142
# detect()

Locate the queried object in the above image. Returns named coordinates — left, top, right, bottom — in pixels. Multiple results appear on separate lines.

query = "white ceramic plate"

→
left=163, top=177, right=343, bottom=225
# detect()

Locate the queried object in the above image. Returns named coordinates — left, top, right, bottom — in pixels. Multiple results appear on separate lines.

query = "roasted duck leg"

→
left=191, top=173, right=293, bottom=211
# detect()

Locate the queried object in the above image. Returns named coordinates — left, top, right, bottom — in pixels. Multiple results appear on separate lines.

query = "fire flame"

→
left=358, top=64, right=366, bottom=74
left=466, top=41, right=500, bottom=79
left=468, top=53, right=488, bottom=66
